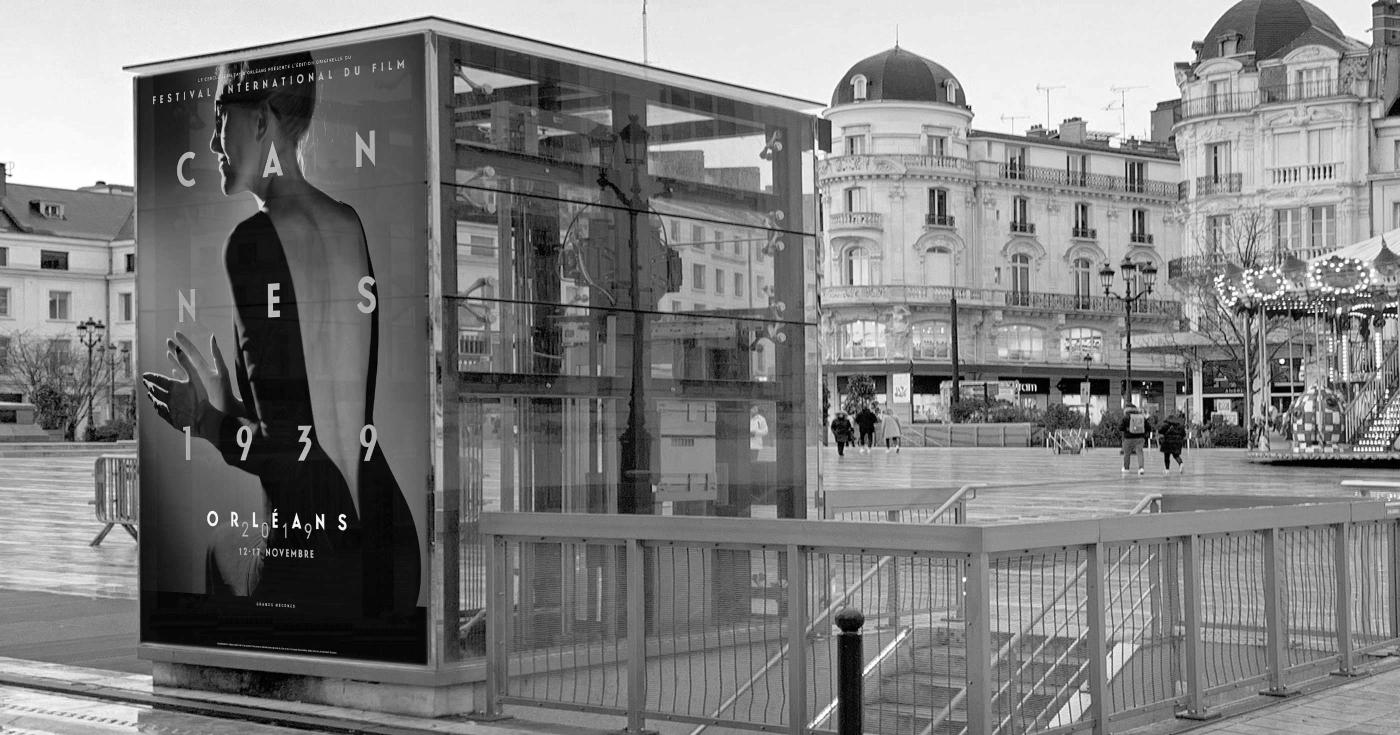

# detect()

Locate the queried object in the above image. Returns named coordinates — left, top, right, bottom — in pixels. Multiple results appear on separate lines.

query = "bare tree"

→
left=0, top=331, right=114, bottom=439
left=1157, top=208, right=1308, bottom=419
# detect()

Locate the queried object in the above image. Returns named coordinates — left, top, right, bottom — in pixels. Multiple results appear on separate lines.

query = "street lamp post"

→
left=105, top=341, right=130, bottom=422
left=1100, top=258, right=1158, bottom=408
left=76, top=317, right=106, bottom=439
left=1082, top=352, right=1094, bottom=423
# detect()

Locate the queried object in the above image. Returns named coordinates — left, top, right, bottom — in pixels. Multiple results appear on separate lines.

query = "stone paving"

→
left=3, top=445, right=1400, bottom=733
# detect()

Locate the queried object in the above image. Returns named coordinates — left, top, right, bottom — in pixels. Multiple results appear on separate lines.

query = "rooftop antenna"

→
left=1000, top=114, right=1027, bottom=134
left=1035, top=84, right=1065, bottom=130
left=895, top=24, right=900, bottom=48
left=642, top=0, right=649, bottom=64
left=1106, top=85, right=1146, bottom=139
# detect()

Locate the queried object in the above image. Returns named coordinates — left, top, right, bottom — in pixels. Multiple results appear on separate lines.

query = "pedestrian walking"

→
left=1158, top=410, right=1187, bottom=474
left=878, top=410, right=903, bottom=453
left=1119, top=403, right=1153, bottom=475
left=830, top=412, right=855, bottom=457
left=853, top=405, right=879, bottom=454
left=750, top=405, right=769, bottom=463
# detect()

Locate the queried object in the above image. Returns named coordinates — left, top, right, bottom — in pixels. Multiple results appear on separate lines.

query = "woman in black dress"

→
left=142, top=52, right=419, bottom=618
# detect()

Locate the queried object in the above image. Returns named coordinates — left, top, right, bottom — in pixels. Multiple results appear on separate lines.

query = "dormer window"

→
left=1218, top=33, right=1242, bottom=56
left=851, top=74, right=868, bottom=101
left=943, top=79, right=959, bottom=102
left=32, top=200, right=64, bottom=219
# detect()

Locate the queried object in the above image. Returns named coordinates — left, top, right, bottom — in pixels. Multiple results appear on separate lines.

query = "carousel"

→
left=1218, top=228, right=1400, bottom=465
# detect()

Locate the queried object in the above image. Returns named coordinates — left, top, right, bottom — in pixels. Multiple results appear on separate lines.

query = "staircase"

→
left=1348, top=341, right=1400, bottom=451
left=1354, top=390, right=1400, bottom=452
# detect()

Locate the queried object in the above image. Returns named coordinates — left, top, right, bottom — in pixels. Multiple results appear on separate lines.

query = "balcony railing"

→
left=1011, top=220, right=1036, bottom=234
left=822, top=284, right=1182, bottom=319
left=1130, top=232, right=1154, bottom=244
left=816, top=153, right=969, bottom=179
left=1195, top=173, right=1242, bottom=196
left=1178, top=180, right=1191, bottom=201
left=1177, top=90, right=1257, bottom=121
left=1260, top=79, right=1343, bottom=104
left=1268, top=163, right=1339, bottom=186
left=1071, top=226, right=1097, bottom=240
left=986, top=162, right=1176, bottom=198
left=829, top=211, right=883, bottom=230
left=925, top=213, right=956, bottom=228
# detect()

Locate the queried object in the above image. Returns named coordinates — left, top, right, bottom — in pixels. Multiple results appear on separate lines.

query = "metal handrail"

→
left=924, top=495, right=1159, bottom=735
left=1346, top=341, right=1400, bottom=443
left=695, top=483, right=986, bottom=735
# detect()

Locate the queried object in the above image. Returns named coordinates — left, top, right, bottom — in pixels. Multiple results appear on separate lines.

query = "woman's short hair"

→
left=215, top=51, right=317, bottom=144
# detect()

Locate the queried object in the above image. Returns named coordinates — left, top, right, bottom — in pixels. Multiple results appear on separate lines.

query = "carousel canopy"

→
left=1214, top=227, right=1400, bottom=316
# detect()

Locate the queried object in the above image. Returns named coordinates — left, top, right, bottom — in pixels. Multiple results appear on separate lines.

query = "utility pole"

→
left=1035, top=84, right=1065, bottom=129
left=642, top=0, right=649, bottom=64
left=1107, top=85, right=1146, bottom=139
left=999, top=114, right=1027, bottom=134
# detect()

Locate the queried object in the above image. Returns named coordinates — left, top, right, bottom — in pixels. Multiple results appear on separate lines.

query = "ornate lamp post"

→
left=1082, top=352, right=1094, bottom=423
left=76, top=317, right=106, bottom=437
left=105, top=341, right=130, bottom=421
left=1100, top=258, right=1158, bottom=407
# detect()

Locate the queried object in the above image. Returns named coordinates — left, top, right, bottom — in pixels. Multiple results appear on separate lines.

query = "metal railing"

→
left=1177, top=91, right=1258, bottom=121
left=1195, top=173, right=1242, bottom=196
left=926, top=213, right=956, bottom=228
left=985, top=163, right=1176, bottom=198
left=817, top=154, right=970, bottom=179
left=1130, top=232, right=1154, bottom=244
left=822, top=284, right=1183, bottom=319
left=1347, top=340, right=1400, bottom=446
left=91, top=454, right=138, bottom=546
left=1010, top=221, right=1036, bottom=235
left=1260, top=79, right=1345, bottom=104
left=481, top=498, right=1399, bottom=734
left=1072, top=226, right=1097, bottom=240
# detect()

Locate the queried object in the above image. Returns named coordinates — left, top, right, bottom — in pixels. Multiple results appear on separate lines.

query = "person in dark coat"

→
left=853, top=405, right=879, bottom=455
left=1158, top=410, right=1188, bottom=474
left=829, top=412, right=855, bottom=456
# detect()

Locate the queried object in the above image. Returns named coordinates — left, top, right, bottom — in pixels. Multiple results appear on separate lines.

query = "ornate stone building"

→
left=819, top=48, right=1184, bottom=427
left=1159, top=0, right=1400, bottom=421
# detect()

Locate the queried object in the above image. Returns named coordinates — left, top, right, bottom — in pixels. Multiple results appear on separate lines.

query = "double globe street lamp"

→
left=1099, top=258, right=1158, bottom=408
left=76, top=316, right=106, bottom=436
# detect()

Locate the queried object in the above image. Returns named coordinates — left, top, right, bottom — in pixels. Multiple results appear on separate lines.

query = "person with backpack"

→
left=829, top=412, right=855, bottom=457
left=1118, top=403, right=1153, bottom=475
left=1157, top=410, right=1188, bottom=474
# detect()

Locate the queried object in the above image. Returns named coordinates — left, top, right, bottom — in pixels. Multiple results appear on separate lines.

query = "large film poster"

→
left=135, top=36, right=428, bottom=664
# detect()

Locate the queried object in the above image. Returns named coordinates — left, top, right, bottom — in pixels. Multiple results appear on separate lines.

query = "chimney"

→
left=1059, top=117, right=1088, bottom=144
left=1376, top=1, right=1400, bottom=46
left=1026, top=124, right=1051, bottom=138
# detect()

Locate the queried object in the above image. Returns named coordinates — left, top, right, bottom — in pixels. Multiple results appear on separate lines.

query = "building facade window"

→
left=1307, top=129, right=1334, bottom=165
left=734, top=273, right=744, bottom=298
left=1009, top=253, right=1031, bottom=304
left=691, top=264, right=705, bottom=291
left=1012, top=196, right=1029, bottom=228
left=925, top=134, right=946, bottom=157
left=844, top=134, right=866, bottom=156
left=841, top=320, right=886, bottom=359
left=844, top=186, right=867, bottom=212
left=845, top=247, right=874, bottom=286
left=0, top=336, right=8, bottom=369
left=851, top=75, right=868, bottom=101
left=1206, top=214, right=1231, bottom=253
left=996, top=324, right=1044, bottom=361
left=690, top=224, right=704, bottom=248
left=1275, top=208, right=1304, bottom=251
left=0, top=247, right=7, bottom=267
left=1131, top=208, right=1149, bottom=242
left=1061, top=327, right=1104, bottom=361
left=912, top=321, right=951, bottom=359
left=1067, top=154, right=1088, bottom=186
left=1309, top=205, right=1336, bottom=250
left=1207, top=141, right=1231, bottom=180
left=1073, top=202, right=1092, bottom=236
left=924, top=247, right=952, bottom=287
left=714, top=268, right=725, bottom=295
left=119, top=292, right=133, bottom=322
left=40, top=250, right=69, bottom=270
left=1125, top=160, right=1146, bottom=193
left=48, top=291, right=70, bottom=321
left=1006, top=146, right=1027, bottom=178
left=0, top=287, right=8, bottom=317
left=929, top=187, right=952, bottom=219
left=1072, top=258, right=1094, bottom=307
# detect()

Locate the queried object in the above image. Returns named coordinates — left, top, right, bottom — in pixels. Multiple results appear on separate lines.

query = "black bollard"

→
left=835, top=607, right=865, bottom=735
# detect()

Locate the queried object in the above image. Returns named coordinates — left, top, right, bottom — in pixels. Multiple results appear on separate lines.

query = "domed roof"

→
left=1199, top=0, right=1346, bottom=61
left=831, top=47, right=969, bottom=108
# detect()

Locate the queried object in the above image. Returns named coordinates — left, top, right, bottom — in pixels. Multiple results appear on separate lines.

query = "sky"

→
left=0, top=0, right=1376, bottom=190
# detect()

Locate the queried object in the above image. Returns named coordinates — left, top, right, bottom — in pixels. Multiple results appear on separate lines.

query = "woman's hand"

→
left=141, top=332, right=242, bottom=440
